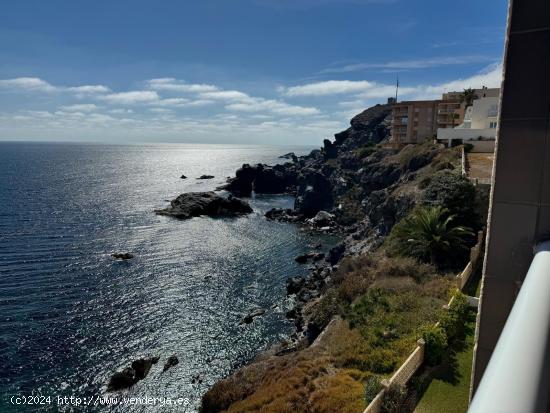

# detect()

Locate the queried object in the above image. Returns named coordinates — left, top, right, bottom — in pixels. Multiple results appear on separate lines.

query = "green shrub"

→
left=381, top=383, right=406, bottom=413
left=365, top=375, right=383, bottom=403
left=422, top=169, right=478, bottom=228
left=356, top=145, right=376, bottom=159
left=464, top=143, right=474, bottom=152
left=385, top=206, right=474, bottom=266
left=422, top=325, right=447, bottom=366
left=440, top=291, right=469, bottom=341
left=365, top=349, right=398, bottom=374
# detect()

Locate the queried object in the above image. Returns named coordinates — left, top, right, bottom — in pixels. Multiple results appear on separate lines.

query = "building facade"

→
left=437, top=94, right=500, bottom=146
left=391, top=87, right=500, bottom=145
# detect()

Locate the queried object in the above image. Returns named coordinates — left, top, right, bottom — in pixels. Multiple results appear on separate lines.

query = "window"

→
left=489, top=121, right=498, bottom=129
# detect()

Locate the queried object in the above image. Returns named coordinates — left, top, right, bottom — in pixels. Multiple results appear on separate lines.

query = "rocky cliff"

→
left=202, top=103, right=469, bottom=413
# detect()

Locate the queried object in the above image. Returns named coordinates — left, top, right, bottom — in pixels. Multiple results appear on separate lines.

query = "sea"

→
left=0, top=142, right=337, bottom=412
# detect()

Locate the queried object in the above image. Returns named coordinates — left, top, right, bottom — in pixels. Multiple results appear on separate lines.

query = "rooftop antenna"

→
left=395, top=75, right=399, bottom=102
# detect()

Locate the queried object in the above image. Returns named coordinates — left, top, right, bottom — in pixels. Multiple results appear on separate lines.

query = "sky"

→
left=0, top=0, right=508, bottom=145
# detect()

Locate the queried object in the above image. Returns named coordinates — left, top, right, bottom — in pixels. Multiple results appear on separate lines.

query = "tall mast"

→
left=395, top=75, right=399, bottom=102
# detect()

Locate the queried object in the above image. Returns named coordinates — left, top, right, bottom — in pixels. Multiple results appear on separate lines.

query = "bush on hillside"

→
left=422, top=325, right=448, bottom=366
left=365, top=375, right=383, bottom=403
left=422, top=169, right=478, bottom=228
left=381, top=383, right=407, bottom=413
left=385, top=206, right=474, bottom=267
left=440, top=291, right=469, bottom=341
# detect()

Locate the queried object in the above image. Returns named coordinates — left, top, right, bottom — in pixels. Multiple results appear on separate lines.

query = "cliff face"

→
left=204, top=104, right=468, bottom=413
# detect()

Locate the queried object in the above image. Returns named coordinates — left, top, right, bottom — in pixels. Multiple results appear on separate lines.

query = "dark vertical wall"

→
left=472, top=0, right=550, bottom=393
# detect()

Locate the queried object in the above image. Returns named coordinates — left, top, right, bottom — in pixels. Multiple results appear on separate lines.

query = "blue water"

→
left=0, top=142, right=334, bottom=412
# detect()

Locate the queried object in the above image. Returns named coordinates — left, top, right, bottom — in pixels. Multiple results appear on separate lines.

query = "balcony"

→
left=468, top=241, right=550, bottom=412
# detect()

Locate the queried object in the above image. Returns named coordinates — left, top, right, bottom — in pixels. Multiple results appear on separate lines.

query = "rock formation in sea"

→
left=155, top=191, right=252, bottom=219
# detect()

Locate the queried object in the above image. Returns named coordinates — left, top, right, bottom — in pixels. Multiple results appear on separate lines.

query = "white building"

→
left=437, top=90, right=500, bottom=150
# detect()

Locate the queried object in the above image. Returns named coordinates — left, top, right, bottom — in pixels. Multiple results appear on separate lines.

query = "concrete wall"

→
left=471, top=0, right=550, bottom=395
left=469, top=140, right=495, bottom=153
left=470, top=97, right=499, bottom=129
left=437, top=128, right=496, bottom=141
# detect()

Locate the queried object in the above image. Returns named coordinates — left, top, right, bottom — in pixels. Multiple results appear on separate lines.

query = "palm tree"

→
left=461, top=88, right=478, bottom=107
left=390, top=206, right=474, bottom=265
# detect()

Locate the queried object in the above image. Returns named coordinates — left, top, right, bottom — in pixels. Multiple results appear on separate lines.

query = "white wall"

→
left=437, top=127, right=497, bottom=141
left=471, top=97, right=499, bottom=129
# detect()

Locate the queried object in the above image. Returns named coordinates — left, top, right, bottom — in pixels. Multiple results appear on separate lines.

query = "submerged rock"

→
left=132, top=356, right=159, bottom=380
left=107, top=356, right=159, bottom=391
left=163, top=355, right=179, bottom=372
left=286, top=276, right=305, bottom=294
left=180, top=174, right=187, bottom=179
left=197, top=175, right=215, bottom=179
left=240, top=308, right=266, bottom=325
left=107, top=367, right=136, bottom=391
left=155, top=192, right=252, bottom=219
left=111, top=252, right=134, bottom=260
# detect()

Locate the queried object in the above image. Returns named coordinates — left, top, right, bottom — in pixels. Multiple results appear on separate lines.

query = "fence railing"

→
left=468, top=241, right=550, bottom=413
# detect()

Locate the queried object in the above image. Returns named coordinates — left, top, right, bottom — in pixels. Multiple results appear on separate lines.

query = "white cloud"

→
left=418, top=62, right=503, bottom=98
left=67, top=85, right=110, bottom=94
left=60, top=103, right=99, bottom=112
left=150, top=108, right=173, bottom=113
left=151, top=97, right=189, bottom=107
left=199, top=90, right=253, bottom=102
left=147, top=78, right=219, bottom=93
left=99, top=90, right=160, bottom=104
left=283, top=80, right=375, bottom=96
left=0, top=77, right=110, bottom=95
left=0, top=77, right=56, bottom=92
left=322, top=55, right=497, bottom=73
left=109, top=108, right=134, bottom=114
left=226, top=99, right=320, bottom=116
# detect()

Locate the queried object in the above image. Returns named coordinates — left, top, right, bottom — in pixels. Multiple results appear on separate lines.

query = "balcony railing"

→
left=468, top=240, right=550, bottom=413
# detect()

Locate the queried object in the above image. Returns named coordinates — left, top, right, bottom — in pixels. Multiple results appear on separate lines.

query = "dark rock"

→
left=197, top=175, right=215, bottom=179
left=132, top=356, right=160, bottom=380
left=180, top=174, right=187, bottom=179
left=294, top=169, right=333, bottom=218
left=107, top=367, right=136, bottom=391
left=312, top=252, right=325, bottom=261
left=221, top=163, right=297, bottom=195
left=286, top=277, right=305, bottom=294
left=307, top=211, right=334, bottom=227
left=294, top=254, right=310, bottom=264
left=265, top=208, right=299, bottom=222
left=285, top=308, right=299, bottom=319
left=323, top=139, right=337, bottom=159
left=107, top=356, right=159, bottom=391
left=326, top=243, right=345, bottom=265
left=163, top=355, right=179, bottom=372
left=240, top=308, right=266, bottom=325
left=279, top=152, right=298, bottom=162
left=155, top=192, right=252, bottom=219
left=111, top=252, right=134, bottom=260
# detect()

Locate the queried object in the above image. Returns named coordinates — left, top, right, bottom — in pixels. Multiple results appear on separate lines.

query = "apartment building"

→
left=391, top=100, right=439, bottom=144
left=390, top=87, right=500, bottom=144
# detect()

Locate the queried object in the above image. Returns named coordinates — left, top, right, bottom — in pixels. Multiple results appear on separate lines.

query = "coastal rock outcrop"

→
left=220, top=163, right=297, bottom=195
left=197, top=175, right=215, bottom=179
left=107, top=356, right=159, bottom=391
left=294, top=169, right=333, bottom=218
left=111, top=252, right=134, bottom=260
left=163, top=355, right=179, bottom=372
left=155, top=192, right=252, bottom=219
left=240, top=308, right=266, bottom=325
